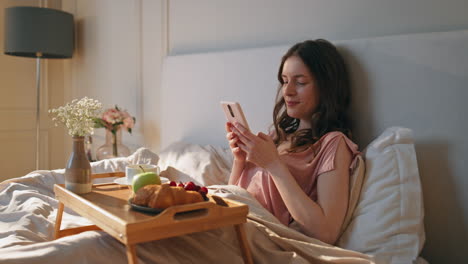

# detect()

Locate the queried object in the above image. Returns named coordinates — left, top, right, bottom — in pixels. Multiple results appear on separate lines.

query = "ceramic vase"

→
left=96, top=129, right=130, bottom=160
left=65, top=136, right=92, bottom=194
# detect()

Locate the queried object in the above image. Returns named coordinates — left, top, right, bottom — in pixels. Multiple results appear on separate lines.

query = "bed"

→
left=1, top=29, right=467, bottom=263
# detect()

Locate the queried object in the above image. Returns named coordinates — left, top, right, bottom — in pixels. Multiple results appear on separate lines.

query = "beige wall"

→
left=61, top=0, right=164, bottom=158
left=0, top=0, right=165, bottom=181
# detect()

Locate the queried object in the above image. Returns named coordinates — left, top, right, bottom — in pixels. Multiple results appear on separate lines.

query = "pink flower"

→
left=102, top=108, right=120, bottom=124
left=121, top=110, right=130, bottom=119
left=94, top=105, right=136, bottom=134
left=123, top=116, right=135, bottom=129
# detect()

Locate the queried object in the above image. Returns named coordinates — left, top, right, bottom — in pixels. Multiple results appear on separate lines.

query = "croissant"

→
left=132, top=184, right=204, bottom=209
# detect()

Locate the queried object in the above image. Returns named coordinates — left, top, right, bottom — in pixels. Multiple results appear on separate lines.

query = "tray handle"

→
left=161, top=201, right=217, bottom=222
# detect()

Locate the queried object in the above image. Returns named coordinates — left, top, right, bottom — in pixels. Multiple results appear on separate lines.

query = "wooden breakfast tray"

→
left=54, top=173, right=253, bottom=264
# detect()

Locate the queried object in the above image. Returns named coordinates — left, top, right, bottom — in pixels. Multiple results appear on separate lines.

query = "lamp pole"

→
left=35, top=53, right=42, bottom=170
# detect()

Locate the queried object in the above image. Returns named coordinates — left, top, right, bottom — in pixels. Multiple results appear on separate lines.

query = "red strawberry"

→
left=169, top=181, right=176, bottom=187
left=177, top=182, right=185, bottom=188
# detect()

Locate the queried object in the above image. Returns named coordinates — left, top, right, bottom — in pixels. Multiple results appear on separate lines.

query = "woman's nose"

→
left=283, top=82, right=296, bottom=95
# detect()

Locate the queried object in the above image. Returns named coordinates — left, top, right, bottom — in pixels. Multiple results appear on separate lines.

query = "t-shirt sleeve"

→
left=315, top=132, right=358, bottom=176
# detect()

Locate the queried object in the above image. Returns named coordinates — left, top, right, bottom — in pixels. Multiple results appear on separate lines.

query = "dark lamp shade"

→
left=4, top=6, right=74, bottom=59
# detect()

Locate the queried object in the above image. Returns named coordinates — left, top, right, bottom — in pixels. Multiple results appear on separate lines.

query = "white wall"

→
left=169, top=0, right=468, bottom=55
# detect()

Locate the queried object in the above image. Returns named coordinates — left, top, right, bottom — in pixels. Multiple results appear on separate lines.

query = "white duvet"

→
left=0, top=148, right=375, bottom=264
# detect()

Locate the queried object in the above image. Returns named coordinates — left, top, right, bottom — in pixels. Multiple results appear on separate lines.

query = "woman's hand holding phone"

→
left=220, top=101, right=250, bottom=132
left=222, top=101, right=250, bottom=163
left=222, top=101, right=279, bottom=168
left=229, top=122, right=280, bottom=169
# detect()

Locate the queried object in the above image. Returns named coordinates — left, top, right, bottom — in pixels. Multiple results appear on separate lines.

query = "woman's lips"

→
left=286, top=101, right=300, bottom=107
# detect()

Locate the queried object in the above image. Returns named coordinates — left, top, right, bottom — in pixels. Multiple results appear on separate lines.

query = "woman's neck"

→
left=298, top=119, right=312, bottom=131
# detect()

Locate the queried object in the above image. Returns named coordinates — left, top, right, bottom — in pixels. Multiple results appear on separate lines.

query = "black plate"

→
left=128, top=198, right=164, bottom=214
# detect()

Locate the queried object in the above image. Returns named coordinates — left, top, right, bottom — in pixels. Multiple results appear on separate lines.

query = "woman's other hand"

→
left=226, top=122, right=247, bottom=163
left=231, top=122, right=280, bottom=169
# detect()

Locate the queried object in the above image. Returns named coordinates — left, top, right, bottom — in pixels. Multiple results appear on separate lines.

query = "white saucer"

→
left=114, top=176, right=169, bottom=186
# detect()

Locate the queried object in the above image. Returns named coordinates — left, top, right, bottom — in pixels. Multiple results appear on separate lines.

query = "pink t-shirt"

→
left=235, top=131, right=361, bottom=226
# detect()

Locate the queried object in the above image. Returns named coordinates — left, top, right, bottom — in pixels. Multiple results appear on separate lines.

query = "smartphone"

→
left=220, top=101, right=250, bottom=131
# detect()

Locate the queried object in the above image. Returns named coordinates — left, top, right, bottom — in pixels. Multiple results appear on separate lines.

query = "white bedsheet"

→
left=0, top=148, right=375, bottom=263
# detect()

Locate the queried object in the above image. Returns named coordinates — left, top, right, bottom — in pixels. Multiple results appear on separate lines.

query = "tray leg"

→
left=234, top=224, right=253, bottom=264
left=56, top=225, right=102, bottom=238
left=126, top=244, right=138, bottom=264
left=54, top=202, right=64, bottom=239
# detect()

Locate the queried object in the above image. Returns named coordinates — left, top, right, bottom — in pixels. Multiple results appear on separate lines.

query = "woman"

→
left=225, top=39, right=360, bottom=245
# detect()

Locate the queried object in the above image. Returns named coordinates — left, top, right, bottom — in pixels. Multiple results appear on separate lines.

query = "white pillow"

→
left=337, top=127, right=425, bottom=264
left=157, top=141, right=233, bottom=186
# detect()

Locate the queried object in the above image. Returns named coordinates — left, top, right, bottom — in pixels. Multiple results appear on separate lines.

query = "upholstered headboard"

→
left=161, top=30, right=468, bottom=263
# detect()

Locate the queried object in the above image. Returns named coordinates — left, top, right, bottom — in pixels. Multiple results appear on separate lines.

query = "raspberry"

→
left=199, top=187, right=208, bottom=195
left=185, top=181, right=196, bottom=191
left=169, top=181, right=176, bottom=186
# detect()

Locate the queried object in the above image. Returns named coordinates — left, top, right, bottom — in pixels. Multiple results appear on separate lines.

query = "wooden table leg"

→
left=234, top=224, right=253, bottom=264
left=54, top=202, right=64, bottom=239
left=126, top=244, right=138, bottom=264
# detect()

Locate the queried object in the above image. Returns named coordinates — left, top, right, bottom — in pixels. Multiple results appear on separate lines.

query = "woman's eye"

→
left=297, top=81, right=306, bottom=86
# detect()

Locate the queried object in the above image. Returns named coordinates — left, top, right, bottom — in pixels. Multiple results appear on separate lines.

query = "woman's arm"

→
left=266, top=138, right=351, bottom=244
left=228, top=159, right=245, bottom=185
left=232, top=122, right=351, bottom=244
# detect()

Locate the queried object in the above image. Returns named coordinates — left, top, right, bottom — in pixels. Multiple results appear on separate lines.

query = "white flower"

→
left=49, top=97, right=103, bottom=137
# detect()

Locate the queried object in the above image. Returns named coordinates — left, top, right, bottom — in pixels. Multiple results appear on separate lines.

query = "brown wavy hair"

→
left=272, top=39, right=352, bottom=152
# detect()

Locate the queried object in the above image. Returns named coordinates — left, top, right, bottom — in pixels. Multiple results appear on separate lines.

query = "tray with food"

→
left=54, top=175, right=252, bottom=264
left=128, top=181, right=210, bottom=215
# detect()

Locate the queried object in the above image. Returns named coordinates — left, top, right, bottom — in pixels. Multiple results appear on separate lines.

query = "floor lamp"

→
left=4, top=6, right=74, bottom=170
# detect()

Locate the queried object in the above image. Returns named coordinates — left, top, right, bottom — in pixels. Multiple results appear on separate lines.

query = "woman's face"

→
left=281, top=55, right=319, bottom=128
